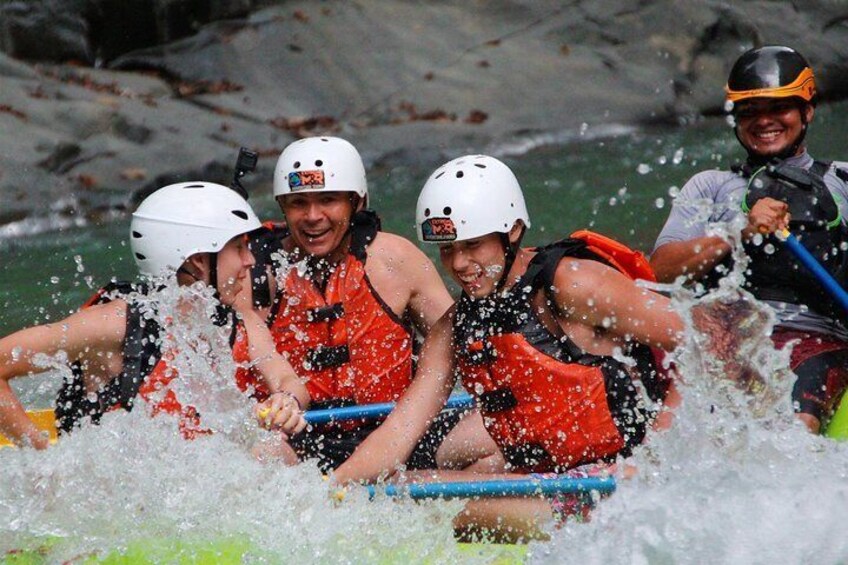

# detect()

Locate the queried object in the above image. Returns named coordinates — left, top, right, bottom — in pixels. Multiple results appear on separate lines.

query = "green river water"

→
left=2, top=102, right=847, bottom=336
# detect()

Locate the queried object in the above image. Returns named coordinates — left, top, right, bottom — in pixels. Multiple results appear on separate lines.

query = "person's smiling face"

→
left=278, top=191, right=356, bottom=261
left=734, top=98, right=813, bottom=158
left=439, top=233, right=507, bottom=299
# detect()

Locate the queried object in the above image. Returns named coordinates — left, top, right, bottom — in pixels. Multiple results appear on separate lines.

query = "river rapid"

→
left=2, top=103, right=848, bottom=563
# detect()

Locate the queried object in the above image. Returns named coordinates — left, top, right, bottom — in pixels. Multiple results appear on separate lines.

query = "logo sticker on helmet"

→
left=421, top=217, right=457, bottom=241
left=288, top=170, right=326, bottom=190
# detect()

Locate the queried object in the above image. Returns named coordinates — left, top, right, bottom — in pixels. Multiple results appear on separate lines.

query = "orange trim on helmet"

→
left=725, top=67, right=816, bottom=103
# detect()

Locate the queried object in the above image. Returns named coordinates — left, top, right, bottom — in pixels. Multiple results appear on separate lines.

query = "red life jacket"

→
left=454, top=233, right=657, bottom=473
left=136, top=352, right=210, bottom=440
left=235, top=211, right=414, bottom=413
left=56, top=281, right=227, bottom=440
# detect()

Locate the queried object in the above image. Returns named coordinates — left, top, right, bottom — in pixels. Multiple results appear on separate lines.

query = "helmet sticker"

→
left=288, top=170, right=326, bottom=190
left=421, top=217, right=457, bottom=241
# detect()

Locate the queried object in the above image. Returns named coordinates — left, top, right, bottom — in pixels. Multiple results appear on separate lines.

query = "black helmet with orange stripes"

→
left=725, top=46, right=816, bottom=107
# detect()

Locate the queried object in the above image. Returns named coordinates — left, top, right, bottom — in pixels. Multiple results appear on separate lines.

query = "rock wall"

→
left=0, top=0, right=846, bottom=229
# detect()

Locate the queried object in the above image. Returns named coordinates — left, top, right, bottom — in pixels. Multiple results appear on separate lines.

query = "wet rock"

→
left=1, top=0, right=847, bottom=229
left=0, top=1, right=91, bottom=63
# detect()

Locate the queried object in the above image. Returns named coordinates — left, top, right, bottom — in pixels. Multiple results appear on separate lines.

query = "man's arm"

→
left=552, top=259, right=684, bottom=351
left=652, top=197, right=789, bottom=283
left=650, top=236, right=732, bottom=283
left=334, top=312, right=457, bottom=484
left=0, top=301, right=127, bottom=448
left=372, top=233, right=453, bottom=334
left=236, top=306, right=310, bottom=408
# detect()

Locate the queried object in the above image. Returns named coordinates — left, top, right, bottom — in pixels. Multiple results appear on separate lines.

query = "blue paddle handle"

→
left=366, top=476, right=616, bottom=500
left=304, top=393, right=475, bottom=425
left=782, top=232, right=848, bottom=314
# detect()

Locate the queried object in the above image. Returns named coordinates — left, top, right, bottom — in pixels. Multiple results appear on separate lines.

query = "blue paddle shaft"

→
left=304, top=393, right=474, bottom=425
left=782, top=233, right=848, bottom=314
left=365, top=477, right=616, bottom=500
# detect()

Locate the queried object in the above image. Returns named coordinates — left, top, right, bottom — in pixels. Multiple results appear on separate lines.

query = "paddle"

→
left=304, top=393, right=474, bottom=425
left=778, top=229, right=848, bottom=314
left=365, top=476, right=616, bottom=500
left=4, top=394, right=476, bottom=448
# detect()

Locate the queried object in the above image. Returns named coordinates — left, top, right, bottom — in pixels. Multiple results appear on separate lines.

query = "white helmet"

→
left=130, top=182, right=262, bottom=277
left=416, top=155, right=530, bottom=243
left=273, top=136, right=368, bottom=200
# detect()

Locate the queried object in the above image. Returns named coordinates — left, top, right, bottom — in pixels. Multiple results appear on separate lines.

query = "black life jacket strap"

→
left=810, top=160, right=832, bottom=178
left=306, top=303, right=345, bottom=323
left=478, top=387, right=519, bottom=414
left=247, top=225, right=287, bottom=309
left=55, top=282, right=162, bottom=434
left=349, top=209, right=381, bottom=262
left=305, top=344, right=351, bottom=371
left=501, top=443, right=552, bottom=470
left=98, top=303, right=162, bottom=410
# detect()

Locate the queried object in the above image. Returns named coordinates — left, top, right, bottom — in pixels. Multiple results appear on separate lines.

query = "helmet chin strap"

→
left=205, top=252, right=234, bottom=327
left=494, top=227, right=526, bottom=294
left=176, top=254, right=231, bottom=326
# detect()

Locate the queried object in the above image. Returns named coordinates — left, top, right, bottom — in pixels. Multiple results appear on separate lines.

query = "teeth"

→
left=754, top=131, right=781, bottom=140
left=458, top=272, right=480, bottom=284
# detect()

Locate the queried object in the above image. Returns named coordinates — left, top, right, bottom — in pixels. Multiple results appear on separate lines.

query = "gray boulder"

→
left=0, top=0, right=846, bottom=231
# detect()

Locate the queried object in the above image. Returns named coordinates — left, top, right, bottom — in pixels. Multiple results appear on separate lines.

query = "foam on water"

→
left=530, top=233, right=848, bottom=564
left=1, top=283, right=481, bottom=562
left=7, top=139, right=848, bottom=562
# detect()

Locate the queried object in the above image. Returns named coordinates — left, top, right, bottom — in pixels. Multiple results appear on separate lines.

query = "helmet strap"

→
left=494, top=225, right=526, bottom=294
left=207, top=251, right=234, bottom=327
left=178, top=253, right=231, bottom=327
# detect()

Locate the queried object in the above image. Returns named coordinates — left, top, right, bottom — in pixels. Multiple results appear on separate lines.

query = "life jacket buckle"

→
left=306, top=303, right=345, bottom=323
left=479, top=387, right=518, bottom=414
left=305, top=344, right=351, bottom=371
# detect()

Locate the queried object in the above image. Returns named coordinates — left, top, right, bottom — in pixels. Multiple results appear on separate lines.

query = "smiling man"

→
left=651, top=46, right=848, bottom=433
left=235, top=136, right=454, bottom=470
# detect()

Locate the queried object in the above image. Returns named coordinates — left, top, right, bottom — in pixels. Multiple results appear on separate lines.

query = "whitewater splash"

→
left=0, top=283, right=478, bottom=563
left=4, top=233, right=848, bottom=564
left=532, top=231, right=848, bottom=564
left=534, top=290, right=848, bottom=563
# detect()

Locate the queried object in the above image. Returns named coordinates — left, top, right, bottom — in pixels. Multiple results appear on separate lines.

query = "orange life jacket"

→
left=454, top=233, right=657, bottom=472
left=235, top=211, right=414, bottom=413
left=137, top=353, right=210, bottom=440
left=56, top=282, right=226, bottom=440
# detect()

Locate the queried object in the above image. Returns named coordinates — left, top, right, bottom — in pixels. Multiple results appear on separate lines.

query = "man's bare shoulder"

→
left=552, top=256, right=610, bottom=289
left=367, top=232, right=434, bottom=268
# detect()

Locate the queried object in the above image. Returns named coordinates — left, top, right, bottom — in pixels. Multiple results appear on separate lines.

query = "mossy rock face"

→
left=2, top=1, right=848, bottom=230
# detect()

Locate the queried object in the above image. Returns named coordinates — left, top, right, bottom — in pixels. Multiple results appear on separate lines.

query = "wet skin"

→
left=212, top=236, right=256, bottom=306
left=277, top=192, right=357, bottom=265
left=438, top=234, right=509, bottom=299
left=734, top=98, right=813, bottom=158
